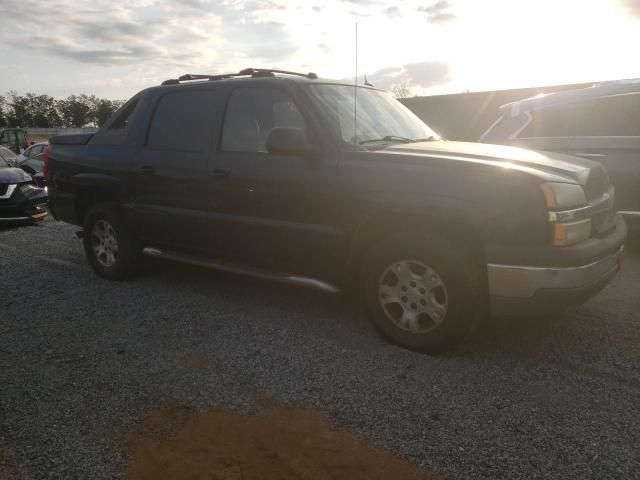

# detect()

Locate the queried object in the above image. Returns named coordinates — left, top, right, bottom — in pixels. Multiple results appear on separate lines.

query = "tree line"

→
left=0, top=92, right=126, bottom=129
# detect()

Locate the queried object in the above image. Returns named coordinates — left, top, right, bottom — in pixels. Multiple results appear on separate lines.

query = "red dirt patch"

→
left=124, top=405, right=444, bottom=480
left=182, top=355, right=208, bottom=372
left=0, top=444, right=30, bottom=480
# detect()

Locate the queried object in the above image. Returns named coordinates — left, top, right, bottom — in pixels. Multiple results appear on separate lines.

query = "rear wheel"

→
left=362, top=232, right=484, bottom=353
left=83, top=203, right=142, bottom=280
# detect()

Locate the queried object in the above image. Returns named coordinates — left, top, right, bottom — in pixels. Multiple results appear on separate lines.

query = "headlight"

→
left=20, top=183, right=40, bottom=194
left=552, top=219, right=591, bottom=246
left=540, top=183, right=586, bottom=209
left=541, top=183, right=591, bottom=246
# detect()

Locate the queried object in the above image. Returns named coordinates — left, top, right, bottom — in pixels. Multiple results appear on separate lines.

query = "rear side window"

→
left=91, top=98, right=140, bottom=145
left=0, top=131, right=17, bottom=150
left=519, top=106, right=573, bottom=138
left=147, top=90, right=218, bottom=153
left=221, top=87, right=305, bottom=153
left=519, top=93, right=640, bottom=138
left=110, top=99, right=138, bottom=130
left=583, top=93, right=640, bottom=136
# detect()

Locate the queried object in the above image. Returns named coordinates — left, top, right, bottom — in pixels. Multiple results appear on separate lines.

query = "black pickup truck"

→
left=46, top=68, right=626, bottom=352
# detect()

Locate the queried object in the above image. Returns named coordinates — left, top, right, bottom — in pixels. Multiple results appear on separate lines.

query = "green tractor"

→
left=0, top=128, right=29, bottom=153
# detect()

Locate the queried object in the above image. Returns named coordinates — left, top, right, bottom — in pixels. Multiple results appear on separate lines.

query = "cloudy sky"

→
left=0, top=0, right=639, bottom=99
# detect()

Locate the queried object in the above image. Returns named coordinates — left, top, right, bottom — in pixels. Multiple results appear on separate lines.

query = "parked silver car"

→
left=15, top=142, right=48, bottom=170
left=480, top=79, right=640, bottom=225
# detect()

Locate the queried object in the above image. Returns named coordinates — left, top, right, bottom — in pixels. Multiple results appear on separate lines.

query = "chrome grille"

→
left=591, top=186, right=616, bottom=236
left=584, top=168, right=608, bottom=202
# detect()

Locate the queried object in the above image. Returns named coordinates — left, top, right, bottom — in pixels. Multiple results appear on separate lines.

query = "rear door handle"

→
left=140, top=165, right=155, bottom=175
left=212, top=169, right=228, bottom=178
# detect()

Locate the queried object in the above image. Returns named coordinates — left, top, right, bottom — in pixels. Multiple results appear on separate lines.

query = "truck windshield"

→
left=305, top=84, right=440, bottom=150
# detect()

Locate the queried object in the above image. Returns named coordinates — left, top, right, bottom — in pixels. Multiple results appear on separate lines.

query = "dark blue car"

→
left=0, top=146, right=48, bottom=224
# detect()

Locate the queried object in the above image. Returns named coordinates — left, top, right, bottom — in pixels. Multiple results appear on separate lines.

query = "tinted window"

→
left=519, top=107, right=573, bottom=138
left=582, top=93, right=640, bottom=136
left=519, top=93, right=640, bottom=138
left=110, top=99, right=138, bottom=130
left=29, top=145, right=44, bottom=157
left=147, top=90, right=218, bottom=153
left=91, top=97, right=140, bottom=146
left=221, top=88, right=305, bottom=153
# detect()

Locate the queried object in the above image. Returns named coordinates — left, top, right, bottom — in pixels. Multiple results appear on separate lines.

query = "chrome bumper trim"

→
left=0, top=216, right=30, bottom=221
left=487, top=246, right=623, bottom=298
left=143, top=247, right=340, bottom=294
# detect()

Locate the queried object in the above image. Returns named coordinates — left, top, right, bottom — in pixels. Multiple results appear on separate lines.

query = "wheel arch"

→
left=349, top=207, right=488, bottom=283
left=72, top=173, right=122, bottom=226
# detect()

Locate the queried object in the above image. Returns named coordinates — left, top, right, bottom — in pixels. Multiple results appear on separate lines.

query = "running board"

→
left=142, top=247, right=340, bottom=294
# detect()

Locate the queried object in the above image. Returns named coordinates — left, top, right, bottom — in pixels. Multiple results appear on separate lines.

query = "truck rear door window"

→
left=147, top=90, right=217, bottom=153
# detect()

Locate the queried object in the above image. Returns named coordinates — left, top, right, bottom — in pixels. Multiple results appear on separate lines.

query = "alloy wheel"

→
left=91, top=220, right=119, bottom=267
left=378, top=259, right=448, bottom=333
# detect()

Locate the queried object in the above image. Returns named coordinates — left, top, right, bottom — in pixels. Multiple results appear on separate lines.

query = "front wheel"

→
left=362, top=233, right=484, bottom=353
left=83, top=203, right=142, bottom=280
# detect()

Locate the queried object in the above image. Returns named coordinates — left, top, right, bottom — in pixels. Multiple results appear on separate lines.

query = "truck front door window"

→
left=221, top=88, right=305, bottom=153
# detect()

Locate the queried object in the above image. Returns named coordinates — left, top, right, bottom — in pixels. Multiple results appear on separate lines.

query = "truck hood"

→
left=0, top=167, right=33, bottom=184
left=383, top=140, right=603, bottom=186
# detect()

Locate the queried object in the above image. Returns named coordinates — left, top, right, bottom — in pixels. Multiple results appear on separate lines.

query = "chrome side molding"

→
left=142, top=247, right=340, bottom=294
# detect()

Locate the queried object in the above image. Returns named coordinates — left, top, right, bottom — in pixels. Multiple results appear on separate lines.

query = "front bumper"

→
left=0, top=184, right=48, bottom=223
left=488, top=217, right=626, bottom=318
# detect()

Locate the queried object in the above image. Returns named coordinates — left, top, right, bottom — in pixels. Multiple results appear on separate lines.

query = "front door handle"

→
left=212, top=169, right=228, bottom=178
left=140, top=165, right=155, bottom=175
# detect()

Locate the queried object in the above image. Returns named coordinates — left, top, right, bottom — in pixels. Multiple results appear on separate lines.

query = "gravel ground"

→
left=1, top=218, right=639, bottom=480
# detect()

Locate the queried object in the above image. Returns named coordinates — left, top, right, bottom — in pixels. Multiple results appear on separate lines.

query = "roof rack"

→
left=161, top=68, right=318, bottom=86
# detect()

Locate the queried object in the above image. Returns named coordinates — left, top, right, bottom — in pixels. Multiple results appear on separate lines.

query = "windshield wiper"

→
left=359, top=135, right=416, bottom=145
left=359, top=135, right=440, bottom=145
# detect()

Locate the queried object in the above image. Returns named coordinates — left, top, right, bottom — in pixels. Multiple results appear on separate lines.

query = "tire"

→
left=361, top=232, right=485, bottom=353
left=82, top=203, right=142, bottom=280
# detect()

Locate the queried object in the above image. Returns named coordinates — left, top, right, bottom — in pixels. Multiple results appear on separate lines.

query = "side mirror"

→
left=266, top=127, right=315, bottom=157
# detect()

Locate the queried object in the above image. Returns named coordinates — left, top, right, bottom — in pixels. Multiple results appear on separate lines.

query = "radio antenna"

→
left=354, top=22, right=358, bottom=150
